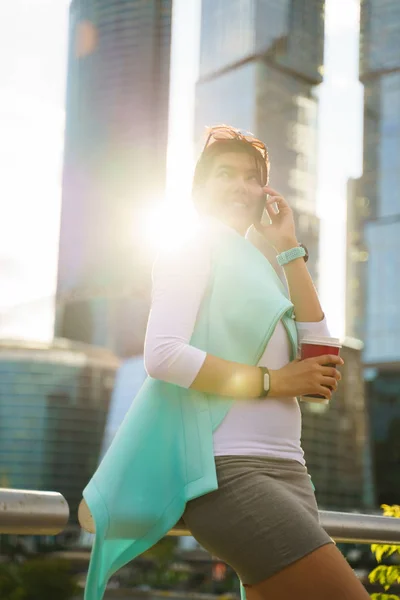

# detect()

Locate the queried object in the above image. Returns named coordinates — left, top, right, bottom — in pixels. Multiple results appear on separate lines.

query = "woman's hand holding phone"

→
left=254, top=186, right=298, bottom=254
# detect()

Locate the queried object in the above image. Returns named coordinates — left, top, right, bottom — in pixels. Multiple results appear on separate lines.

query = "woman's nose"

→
left=231, top=176, right=247, bottom=191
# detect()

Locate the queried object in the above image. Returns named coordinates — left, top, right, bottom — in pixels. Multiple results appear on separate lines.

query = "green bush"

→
left=0, top=558, right=79, bottom=600
left=369, top=505, right=400, bottom=600
left=0, top=563, right=24, bottom=600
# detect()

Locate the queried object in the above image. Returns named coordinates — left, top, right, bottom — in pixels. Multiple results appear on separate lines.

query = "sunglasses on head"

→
left=202, top=124, right=269, bottom=184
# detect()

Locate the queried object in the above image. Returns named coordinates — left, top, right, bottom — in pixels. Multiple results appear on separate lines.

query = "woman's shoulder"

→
left=152, top=222, right=212, bottom=279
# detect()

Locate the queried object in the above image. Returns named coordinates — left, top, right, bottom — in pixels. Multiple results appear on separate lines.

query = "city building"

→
left=55, top=0, right=173, bottom=355
left=300, top=338, right=375, bottom=511
left=356, top=0, right=400, bottom=365
left=0, top=338, right=119, bottom=527
left=364, top=368, right=400, bottom=505
left=345, top=178, right=369, bottom=342
left=345, top=1, right=400, bottom=504
left=195, top=0, right=325, bottom=286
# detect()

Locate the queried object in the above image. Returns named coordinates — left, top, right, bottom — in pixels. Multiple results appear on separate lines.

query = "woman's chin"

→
left=222, top=213, right=252, bottom=235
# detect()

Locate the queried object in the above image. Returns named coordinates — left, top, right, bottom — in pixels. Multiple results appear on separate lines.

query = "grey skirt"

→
left=181, top=455, right=333, bottom=586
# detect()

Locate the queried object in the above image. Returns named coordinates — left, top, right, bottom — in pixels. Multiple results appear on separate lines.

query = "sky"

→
left=315, top=0, right=363, bottom=338
left=0, top=0, right=362, bottom=342
left=0, top=0, right=70, bottom=339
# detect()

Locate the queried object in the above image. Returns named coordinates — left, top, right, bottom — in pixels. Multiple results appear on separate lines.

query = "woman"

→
left=143, top=125, right=370, bottom=600
left=81, top=125, right=370, bottom=600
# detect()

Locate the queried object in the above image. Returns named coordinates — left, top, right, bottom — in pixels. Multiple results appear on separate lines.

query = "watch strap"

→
left=276, top=245, right=306, bottom=267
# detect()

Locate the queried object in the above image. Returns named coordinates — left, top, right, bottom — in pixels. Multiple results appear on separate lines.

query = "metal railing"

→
left=78, top=498, right=400, bottom=545
left=0, top=488, right=69, bottom=535
left=1, top=490, right=400, bottom=547
left=171, top=512, right=400, bottom=545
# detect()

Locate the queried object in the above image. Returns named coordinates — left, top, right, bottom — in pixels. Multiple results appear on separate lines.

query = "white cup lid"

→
left=301, top=335, right=341, bottom=348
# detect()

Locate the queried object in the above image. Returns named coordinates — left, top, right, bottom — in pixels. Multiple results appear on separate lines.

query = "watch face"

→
left=299, top=243, right=309, bottom=263
left=264, top=372, right=270, bottom=392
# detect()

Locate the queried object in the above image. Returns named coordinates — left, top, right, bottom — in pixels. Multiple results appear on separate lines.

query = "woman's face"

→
left=199, top=151, right=265, bottom=235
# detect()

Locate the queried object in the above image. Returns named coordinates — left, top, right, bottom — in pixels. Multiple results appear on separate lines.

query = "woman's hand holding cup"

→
left=269, top=353, right=344, bottom=402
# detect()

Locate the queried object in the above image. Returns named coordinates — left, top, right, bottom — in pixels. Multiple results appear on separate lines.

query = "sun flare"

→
left=140, top=199, right=198, bottom=255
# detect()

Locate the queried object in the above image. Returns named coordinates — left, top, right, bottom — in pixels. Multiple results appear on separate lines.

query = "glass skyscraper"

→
left=346, top=1, right=400, bottom=505
left=195, top=0, right=325, bottom=285
left=0, top=339, right=119, bottom=525
left=55, top=0, right=172, bottom=355
left=356, top=0, right=400, bottom=363
left=345, top=178, right=369, bottom=342
left=301, top=339, right=375, bottom=511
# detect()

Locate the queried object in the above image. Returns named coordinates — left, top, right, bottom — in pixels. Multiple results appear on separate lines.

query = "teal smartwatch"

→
left=276, top=243, right=308, bottom=267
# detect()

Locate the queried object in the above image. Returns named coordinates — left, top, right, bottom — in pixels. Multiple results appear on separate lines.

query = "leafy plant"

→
left=0, top=558, right=79, bottom=600
left=369, top=505, right=400, bottom=600
left=0, top=563, right=25, bottom=600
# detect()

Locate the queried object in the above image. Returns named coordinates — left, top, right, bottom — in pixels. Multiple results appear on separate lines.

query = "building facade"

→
left=345, top=178, right=369, bottom=342
left=55, top=0, right=173, bottom=355
left=345, top=1, right=400, bottom=505
left=300, top=339, right=375, bottom=511
left=355, top=0, right=400, bottom=362
left=365, top=369, right=400, bottom=505
left=0, top=339, right=119, bottom=524
left=195, top=0, right=325, bottom=285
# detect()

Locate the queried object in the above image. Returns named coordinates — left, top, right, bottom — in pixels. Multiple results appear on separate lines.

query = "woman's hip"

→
left=181, top=454, right=332, bottom=585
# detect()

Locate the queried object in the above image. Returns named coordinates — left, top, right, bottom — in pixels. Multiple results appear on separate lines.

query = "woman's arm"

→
left=144, top=233, right=264, bottom=399
left=189, top=354, right=264, bottom=398
left=144, top=230, right=341, bottom=400
left=296, top=314, right=331, bottom=341
left=275, top=238, right=324, bottom=322
left=257, top=189, right=324, bottom=323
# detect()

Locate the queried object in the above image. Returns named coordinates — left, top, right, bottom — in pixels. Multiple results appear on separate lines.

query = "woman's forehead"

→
left=211, top=151, right=259, bottom=172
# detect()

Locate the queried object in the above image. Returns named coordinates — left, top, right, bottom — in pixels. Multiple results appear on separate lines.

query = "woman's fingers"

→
left=321, top=366, right=341, bottom=380
left=316, top=355, right=344, bottom=367
left=322, top=376, right=338, bottom=391
left=263, top=185, right=281, bottom=196
left=319, top=386, right=332, bottom=400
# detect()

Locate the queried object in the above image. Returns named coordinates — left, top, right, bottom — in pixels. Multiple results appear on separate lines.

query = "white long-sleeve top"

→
left=144, top=218, right=331, bottom=466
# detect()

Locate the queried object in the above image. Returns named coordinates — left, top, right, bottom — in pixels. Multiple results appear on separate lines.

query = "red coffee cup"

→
left=300, top=336, right=342, bottom=404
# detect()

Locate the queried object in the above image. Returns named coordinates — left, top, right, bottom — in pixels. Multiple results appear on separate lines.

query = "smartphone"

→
left=254, top=193, right=279, bottom=225
left=254, top=194, right=266, bottom=225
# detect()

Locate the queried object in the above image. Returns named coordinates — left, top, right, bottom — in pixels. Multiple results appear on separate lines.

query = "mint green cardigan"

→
left=83, top=226, right=299, bottom=600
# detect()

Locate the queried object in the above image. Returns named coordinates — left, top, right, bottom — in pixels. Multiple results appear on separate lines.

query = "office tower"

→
left=346, top=2, right=400, bottom=504
left=55, top=0, right=173, bottom=355
left=0, top=339, right=119, bottom=533
left=195, top=0, right=325, bottom=286
left=356, top=0, right=400, bottom=363
left=301, top=339, right=375, bottom=511
left=345, top=178, right=369, bottom=342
